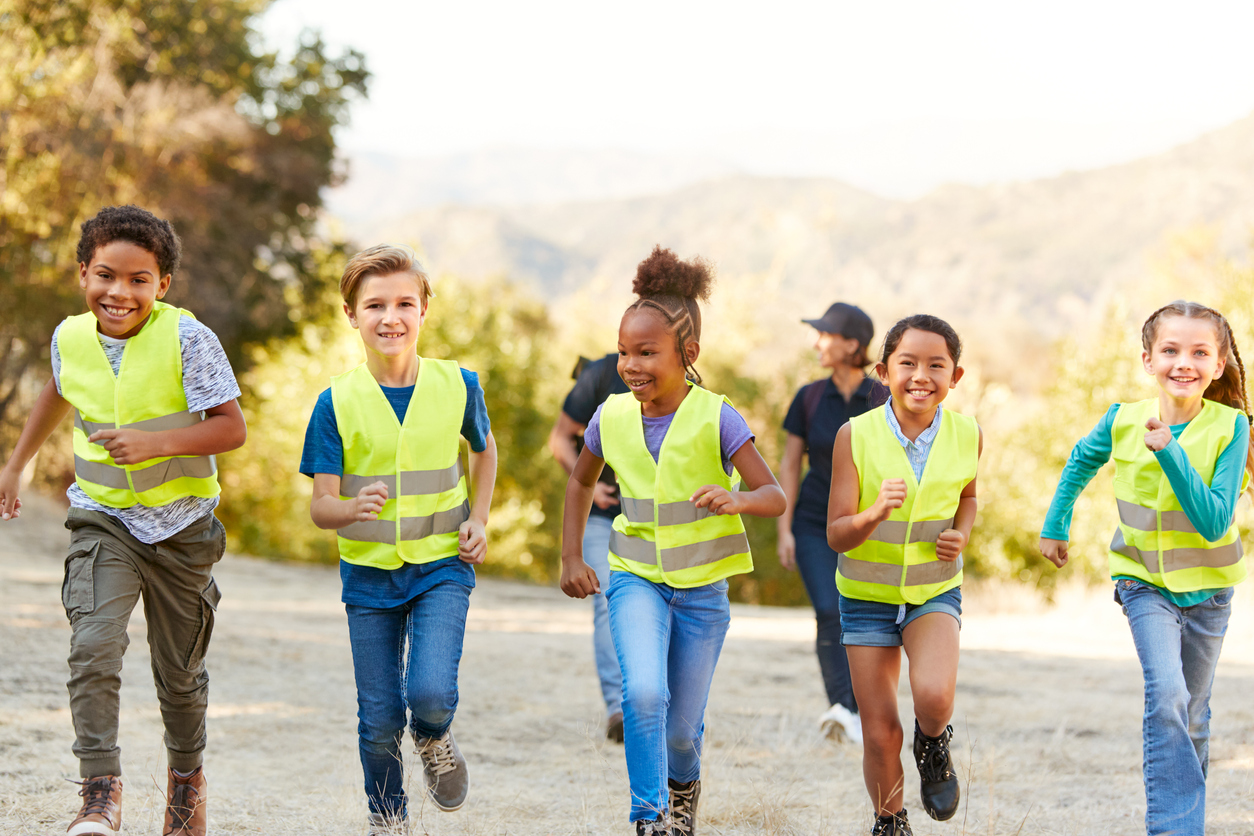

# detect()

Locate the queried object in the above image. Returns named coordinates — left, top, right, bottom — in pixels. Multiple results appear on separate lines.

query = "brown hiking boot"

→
left=68, top=775, right=122, bottom=836
left=163, top=766, right=207, bottom=836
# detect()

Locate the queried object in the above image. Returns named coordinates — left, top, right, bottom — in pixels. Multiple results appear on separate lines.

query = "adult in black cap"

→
left=778, top=302, right=887, bottom=744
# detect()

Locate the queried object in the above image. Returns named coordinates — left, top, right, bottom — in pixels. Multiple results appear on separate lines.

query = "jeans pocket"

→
left=185, top=578, right=222, bottom=667
left=1209, top=586, right=1235, bottom=608
left=62, top=542, right=99, bottom=617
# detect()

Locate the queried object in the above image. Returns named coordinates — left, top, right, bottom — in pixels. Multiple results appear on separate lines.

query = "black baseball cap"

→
left=802, top=303, right=874, bottom=346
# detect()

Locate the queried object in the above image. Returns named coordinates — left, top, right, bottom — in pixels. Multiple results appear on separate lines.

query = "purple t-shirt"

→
left=583, top=400, right=755, bottom=476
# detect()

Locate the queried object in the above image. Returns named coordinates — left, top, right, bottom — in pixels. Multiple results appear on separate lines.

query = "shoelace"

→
left=915, top=734, right=953, bottom=783
left=76, top=777, right=118, bottom=818
left=420, top=734, right=458, bottom=776
left=871, top=811, right=908, bottom=836
left=670, top=784, right=698, bottom=835
left=166, top=781, right=200, bottom=830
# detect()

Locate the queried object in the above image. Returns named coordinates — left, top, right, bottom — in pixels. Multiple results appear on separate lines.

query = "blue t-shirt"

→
left=300, top=367, right=490, bottom=607
left=582, top=398, right=755, bottom=476
left=1042, top=403, right=1250, bottom=607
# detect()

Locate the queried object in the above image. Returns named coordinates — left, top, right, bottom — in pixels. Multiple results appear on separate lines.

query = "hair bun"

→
left=633, top=245, right=714, bottom=301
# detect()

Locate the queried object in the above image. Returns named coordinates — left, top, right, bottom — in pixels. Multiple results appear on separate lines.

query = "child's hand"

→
left=87, top=428, right=162, bottom=466
left=457, top=518, right=487, bottom=564
left=1144, top=418, right=1172, bottom=452
left=870, top=478, right=907, bottom=522
left=351, top=481, right=388, bottom=522
left=560, top=558, right=600, bottom=599
left=935, top=528, right=966, bottom=561
left=0, top=467, right=22, bottom=521
left=1038, top=537, right=1069, bottom=568
left=592, top=482, right=619, bottom=510
left=691, top=485, right=743, bottom=516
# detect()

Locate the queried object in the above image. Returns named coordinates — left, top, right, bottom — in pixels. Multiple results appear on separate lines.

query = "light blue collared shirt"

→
left=884, top=402, right=944, bottom=483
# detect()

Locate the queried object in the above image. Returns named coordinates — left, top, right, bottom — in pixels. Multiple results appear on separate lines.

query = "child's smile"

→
left=78, top=240, right=171, bottom=339
left=877, top=328, right=963, bottom=429
left=347, top=272, right=427, bottom=362
left=1143, top=316, right=1224, bottom=403
left=617, top=308, right=695, bottom=417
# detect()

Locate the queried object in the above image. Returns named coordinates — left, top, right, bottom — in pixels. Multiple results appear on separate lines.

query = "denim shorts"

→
left=839, top=586, right=962, bottom=647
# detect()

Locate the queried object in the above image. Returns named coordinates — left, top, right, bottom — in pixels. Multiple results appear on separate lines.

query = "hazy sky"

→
left=261, top=0, right=1254, bottom=197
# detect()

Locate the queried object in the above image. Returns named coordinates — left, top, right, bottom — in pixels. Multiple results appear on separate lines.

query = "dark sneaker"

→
left=871, top=808, right=912, bottom=836
left=668, top=778, right=701, bottom=835
left=163, top=767, right=207, bottom=836
left=367, top=811, right=410, bottom=835
left=606, top=711, right=625, bottom=743
left=68, top=775, right=122, bottom=836
left=913, top=721, right=960, bottom=821
left=635, top=815, right=672, bottom=835
left=415, top=730, right=469, bottom=812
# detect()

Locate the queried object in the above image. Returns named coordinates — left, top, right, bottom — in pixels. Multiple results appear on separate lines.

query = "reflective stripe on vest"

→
left=1108, top=398, right=1248, bottom=592
left=838, top=405, right=978, bottom=605
left=331, top=360, right=469, bottom=569
left=601, top=385, right=752, bottom=588
left=56, top=303, right=220, bottom=508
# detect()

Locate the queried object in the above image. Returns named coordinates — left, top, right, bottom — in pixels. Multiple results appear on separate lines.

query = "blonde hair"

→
left=340, top=244, right=434, bottom=310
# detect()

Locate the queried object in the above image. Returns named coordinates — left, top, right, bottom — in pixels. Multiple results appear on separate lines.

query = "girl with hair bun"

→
left=560, top=246, right=786, bottom=836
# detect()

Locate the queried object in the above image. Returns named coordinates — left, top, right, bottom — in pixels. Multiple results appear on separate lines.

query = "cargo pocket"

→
left=62, top=542, right=99, bottom=618
left=186, top=578, right=222, bottom=667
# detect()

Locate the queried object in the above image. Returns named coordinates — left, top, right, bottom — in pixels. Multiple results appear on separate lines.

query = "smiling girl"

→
left=1040, top=301, right=1252, bottom=836
left=560, top=246, right=785, bottom=836
left=827, top=314, right=981, bottom=836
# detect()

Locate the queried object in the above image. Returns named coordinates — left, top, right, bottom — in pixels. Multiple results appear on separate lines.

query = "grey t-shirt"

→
left=51, top=316, right=241, bottom=543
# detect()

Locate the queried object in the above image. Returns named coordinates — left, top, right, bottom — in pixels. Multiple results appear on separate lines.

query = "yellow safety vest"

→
left=601, top=385, right=752, bottom=588
left=56, top=302, right=220, bottom=508
left=1109, top=398, right=1248, bottom=591
left=838, top=406, right=979, bottom=605
left=331, top=359, right=469, bottom=569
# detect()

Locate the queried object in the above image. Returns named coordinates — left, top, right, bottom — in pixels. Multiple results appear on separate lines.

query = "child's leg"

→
left=1179, top=587, right=1233, bottom=777
left=901, top=612, right=959, bottom=735
left=346, top=602, right=412, bottom=820
left=847, top=645, right=905, bottom=815
left=584, top=515, right=624, bottom=719
left=1117, top=580, right=1212, bottom=836
left=664, top=580, right=731, bottom=784
left=607, top=571, right=673, bottom=823
left=403, top=580, right=472, bottom=739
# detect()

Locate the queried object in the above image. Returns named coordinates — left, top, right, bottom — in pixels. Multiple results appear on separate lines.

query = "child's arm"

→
left=87, top=400, right=247, bottom=465
left=826, top=423, right=907, bottom=552
left=776, top=433, right=805, bottom=569
left=1039, top=405, right=1120, bottom=568
left=1144, top=414, right=1250, bottom=542
left=691, top=440, right=786, bottom=518
left=560, top=446, right=606, bottom=599
left=309, top=473, right=388, bottom=530
left=0, top=378, right=73, bottom=520
left=936, top=427, right=983, bottom=561
left=457, top=431, right=497, bottom=565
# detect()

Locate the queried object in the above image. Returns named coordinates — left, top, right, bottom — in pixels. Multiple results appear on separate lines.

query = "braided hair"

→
left=625, top=246, right=715, bottom=385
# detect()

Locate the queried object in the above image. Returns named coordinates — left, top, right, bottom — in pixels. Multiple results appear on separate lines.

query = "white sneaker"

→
left=819, top=703, right=863, bottom=744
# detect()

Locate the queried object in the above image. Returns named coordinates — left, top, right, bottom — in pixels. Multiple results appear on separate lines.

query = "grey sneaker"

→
left=635, top=815, right=672, bottom=835
left=367, top=811, right=409, bottom=835
left=414, top=730, right=469, bottom=812
left=668, top=778, right=701, bottom=835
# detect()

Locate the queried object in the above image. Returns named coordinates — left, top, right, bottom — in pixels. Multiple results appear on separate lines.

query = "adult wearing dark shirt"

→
left=548, top=354, right=630, bottom=742
left=778, top=303, right=887, bottom=745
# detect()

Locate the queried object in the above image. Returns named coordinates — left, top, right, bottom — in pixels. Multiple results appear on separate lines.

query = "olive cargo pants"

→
left=62, top=508, right=224, bottom=778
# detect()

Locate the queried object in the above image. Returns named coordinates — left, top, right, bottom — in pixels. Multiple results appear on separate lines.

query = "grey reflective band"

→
left=337, top=500, right=471, bottom=544
left=609, top=529, right=750, bottom=572
left=620, top=496, right=654, bottom=524
left=1116, top=498, right=1200, bottom=535
left=1110, top=528, right=1243, bottom=573
left=74, top=453, right=216, bottom=492
left=658, top=500, right=715, bottom=527
left=839, top=554, right=962, bottom=586
left=340, top=459, right=465, bottom=499
left=75, top=409, right=203, bottom=437
left=865, top=517, right=956, bottom=545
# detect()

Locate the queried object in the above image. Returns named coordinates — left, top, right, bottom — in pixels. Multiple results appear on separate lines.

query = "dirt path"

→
left=2, top=495, right=1253, bottom=835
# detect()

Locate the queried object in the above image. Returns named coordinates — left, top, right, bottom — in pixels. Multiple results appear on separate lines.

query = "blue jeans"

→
left=346, top=580, right=472, bottom=819
left=1116, top=579, right=1233, bottom=836
left=793, top=528, right=856, bottom=712
left=607, top=571, right=730, bottom=823
left=586, top=515, right=624, bottom=716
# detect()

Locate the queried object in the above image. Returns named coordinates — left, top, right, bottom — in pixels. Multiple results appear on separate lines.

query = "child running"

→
left=559, top=246, right=785, bottom=835
left=0, top=205, right=248, bottom=836
left=1039, top=300, right=1251, bottom=836
left=827, top=315, right=981, bottom=836
left=300, top=245, right=497, bottom=835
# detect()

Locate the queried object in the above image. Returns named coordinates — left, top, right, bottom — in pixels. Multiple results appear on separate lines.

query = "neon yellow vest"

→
left=838, top=406, right=979, bottom=605
left=56, top=302, right=220, bottom=508
left=1109, top=398, right=1248, bottom=591
left=331, top=359, right=469, bottom=569
left=602, top=385, right=751, bottom=588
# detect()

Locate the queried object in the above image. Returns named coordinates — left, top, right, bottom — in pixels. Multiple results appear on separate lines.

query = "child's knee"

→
left=623, top=683, right=667, bottom=720
left=68, top=617, right=129, bottom=674
left=862, top=716, right=903, bottom=752
left=407, top=683, right=457, bottom=732
left=912, top=684, right=954, bottom=720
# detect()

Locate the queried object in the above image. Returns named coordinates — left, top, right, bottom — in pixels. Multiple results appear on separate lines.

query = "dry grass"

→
left=2, top=494, right=1253, bottom=834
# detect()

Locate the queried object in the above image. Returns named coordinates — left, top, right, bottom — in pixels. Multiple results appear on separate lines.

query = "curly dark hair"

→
left=626, top=245, right=715, bottom=384
left=879, top=314, right=962, bottom=365
left=76, top=205, right=182, bottom=277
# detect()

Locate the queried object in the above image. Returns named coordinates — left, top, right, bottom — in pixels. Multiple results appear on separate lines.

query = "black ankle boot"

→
left=668, top=778, right=701, bottom=835
left=871, top=808, right=912, bottom=836
left=912, top=720, right=959, bottom=821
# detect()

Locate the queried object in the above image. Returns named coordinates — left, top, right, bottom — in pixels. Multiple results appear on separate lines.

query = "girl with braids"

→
left=560, top=246, right=785, bottom=835
left=1040, top=300, right=1252, bottom=836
